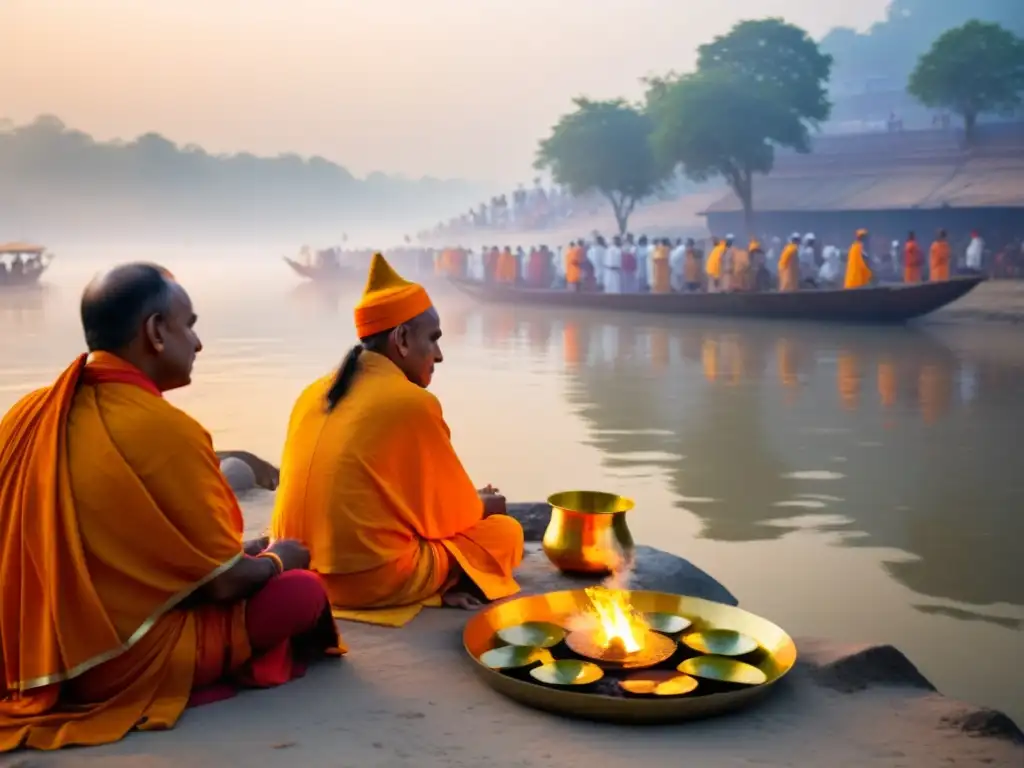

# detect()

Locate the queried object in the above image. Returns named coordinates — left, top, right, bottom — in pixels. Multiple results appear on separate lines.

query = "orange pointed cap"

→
left=353, top=253, right=433, bottom=338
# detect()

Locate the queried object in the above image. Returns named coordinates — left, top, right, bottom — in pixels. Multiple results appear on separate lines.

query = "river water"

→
left=2, top=252, right=1022, bottom=725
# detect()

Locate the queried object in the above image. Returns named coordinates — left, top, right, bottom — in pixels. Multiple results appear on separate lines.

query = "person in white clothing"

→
left=669, top=238, right=687, bottom=292
left=621, top=235, right=640, bottom=293
left=799, top=234, right=817, bottom=281
left=588, top=236, right=607, bottom=290
left=633, top=235, right=649, bottom=293
left=965, top=231, right=984, bottom=272
left=818, top=245, right=842, bottom=287
left=604, top=235, right=624, bottom=294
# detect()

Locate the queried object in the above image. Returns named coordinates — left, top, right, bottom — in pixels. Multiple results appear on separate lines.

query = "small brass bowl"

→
left=530, top=660, right=604, bottom=686
left=479, top=646, right=550, bottom=670
left=496, top=622, right=565, bottom=649
left=682, top=629, right=759, bottom=657
left=619, top=671, right=699, bottom=697
left=678, top=655, right=768, bottom=686
left=543, top=491, right=636, bottom=575
left=645, top=612, right=693, bottom=635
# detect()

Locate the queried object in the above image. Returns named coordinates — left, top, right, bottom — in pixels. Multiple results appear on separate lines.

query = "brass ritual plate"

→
left=463, top=589, right=797, bottom=724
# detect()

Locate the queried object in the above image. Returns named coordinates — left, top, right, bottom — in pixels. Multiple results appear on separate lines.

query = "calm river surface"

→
left=2, top=251, right=1022, bottom=724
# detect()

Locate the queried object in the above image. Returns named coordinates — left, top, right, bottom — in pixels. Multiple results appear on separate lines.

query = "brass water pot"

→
left=542, top=491, right=635, bottom=575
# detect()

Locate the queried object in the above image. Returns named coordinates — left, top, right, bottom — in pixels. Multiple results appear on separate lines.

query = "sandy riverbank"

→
left=930, top=279, right=1024, bottom=325
left=11, top=490, right=1021, bottom=768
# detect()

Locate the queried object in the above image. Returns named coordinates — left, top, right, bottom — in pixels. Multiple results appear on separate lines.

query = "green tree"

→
left=535, top=98, right=667, bottom=235
left=648, top=19, right=832, bottom=233
left=697, top=18, right=833, bottom=124
left=649, top=71, right=801, bottom=232
left=908, top=20, right=1024, bottom=145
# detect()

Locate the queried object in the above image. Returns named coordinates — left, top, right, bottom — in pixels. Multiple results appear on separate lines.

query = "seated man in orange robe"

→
left=0, top=264, right=344, bottom=753
left=272, top=253, right=524, bottom=626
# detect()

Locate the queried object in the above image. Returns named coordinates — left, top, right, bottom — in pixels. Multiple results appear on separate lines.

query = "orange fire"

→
left=583, top=586, right=650, bottom=653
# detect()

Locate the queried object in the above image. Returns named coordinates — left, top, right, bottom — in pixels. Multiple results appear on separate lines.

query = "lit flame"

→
left=582, top=585, right=649, bottom=654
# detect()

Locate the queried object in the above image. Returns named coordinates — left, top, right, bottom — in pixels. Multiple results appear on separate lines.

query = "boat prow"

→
left=283, top=256, right=354, bottom=282
left=447, top=276, right=986, bottom=324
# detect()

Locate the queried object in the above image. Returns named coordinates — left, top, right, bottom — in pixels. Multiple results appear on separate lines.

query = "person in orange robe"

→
left=777, top=233, right=801, bottom=292
left=705, top=236, right=726, bottom=291
left=930, top=229, right=951, bottom=281
left=564, top=241, right=582, bottom=290
left=650, top=239, right=671, bottom=294
left=844, top=229, right=874, bottom=289
left=731, top=240, right=753, bottom=291
left=272, top=253, right=524, bottom=627
left=527, top=247, right=545, bottom=287
left=496, top=246, right=517, bottom=284
left=0, top=264, right=343, bottom=753
left=904, top=231, right=924, bottom=284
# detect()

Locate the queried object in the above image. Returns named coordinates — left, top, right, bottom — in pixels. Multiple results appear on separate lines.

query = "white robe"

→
left=604, top=246, right=623, bottom=294
left=588, top=245, right=606, bottom=288
left=669, top=245, right=687, bottom=291
left=633, top=245, right=648, bottom=291
left=799, top=246, right=816, bottom=276
left=818, top=246, right=842, bottom=285
left=966, top=237, right=984, bottom=270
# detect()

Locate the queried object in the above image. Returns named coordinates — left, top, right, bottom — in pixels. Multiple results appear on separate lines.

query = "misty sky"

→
left=6, top=0, right=891, bottom=184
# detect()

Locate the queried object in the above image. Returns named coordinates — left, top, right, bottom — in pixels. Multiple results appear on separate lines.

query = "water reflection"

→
left=0, top=286, right=47, bottom=329
left=446, top=305, right=1023, bottom=613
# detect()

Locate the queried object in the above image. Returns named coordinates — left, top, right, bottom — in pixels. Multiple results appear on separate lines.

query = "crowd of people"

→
left=432, top=228, right=1020, bottom=294
left=417, top=181, right=586, bottom=242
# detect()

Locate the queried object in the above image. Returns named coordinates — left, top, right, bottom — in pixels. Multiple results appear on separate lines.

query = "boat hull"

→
left=448, top=277, right=985, bottom=324
left=283, top=257, right=354, bottom=282
left=0, top=267, right=47, bottom=288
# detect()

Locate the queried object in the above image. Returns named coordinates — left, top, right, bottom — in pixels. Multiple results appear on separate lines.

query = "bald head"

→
left=81, top=263, right=175, bottom=353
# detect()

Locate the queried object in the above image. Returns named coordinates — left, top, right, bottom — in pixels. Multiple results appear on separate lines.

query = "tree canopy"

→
left=648, top=19, right=832, bottom=232
left=821, top=0, right=1024, bottom=89
left=908, top=21, right=1024, bottom=144
left=0, top=115, right=482, bottom=242
left=697, top=17, right=833, bottom=124
left=535, top=98, right=667, bottom=235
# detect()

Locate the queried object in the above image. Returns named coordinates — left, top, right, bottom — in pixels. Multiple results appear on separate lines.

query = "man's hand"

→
left=243, top=535, right=270, bottom=556
left=480, top=490, right=507, bottom=518
left=217, top=450, right=280, bottom=490
left=266, top=539, right=311, bottom=571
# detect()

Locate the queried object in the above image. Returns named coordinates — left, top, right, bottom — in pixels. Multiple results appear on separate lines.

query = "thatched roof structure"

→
left=704, top=124, right=1024, bottom=215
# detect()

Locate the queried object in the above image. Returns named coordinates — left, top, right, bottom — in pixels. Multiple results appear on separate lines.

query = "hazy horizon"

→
left=6, top=0, right=892, bottom=185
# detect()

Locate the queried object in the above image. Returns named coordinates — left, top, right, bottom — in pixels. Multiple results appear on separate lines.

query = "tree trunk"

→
left=604, top=192, right=633, bottom=236
left=963, top=111, right=978, bottom=147
left=739, top=172, right=755, bottom=237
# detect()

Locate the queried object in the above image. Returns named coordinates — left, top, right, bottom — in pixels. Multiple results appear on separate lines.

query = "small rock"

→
left=506, top=502, right=552, bottom=542
left=799, top=640, right=936, bottom=693
left=515, top=543, right=737, bottom=606
left=941, top=706, right=1024, bottom=744
left=220, top=457, right=257, bottom=494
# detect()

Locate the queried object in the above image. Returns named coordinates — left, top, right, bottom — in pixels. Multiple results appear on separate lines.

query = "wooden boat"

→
left=283, top=245, right=357, bottom=282
left=0, top=242, right=53, bottom=287
left=448, top=276, right=986, bottom=324
left=282, top=256, right=355, bottom=282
